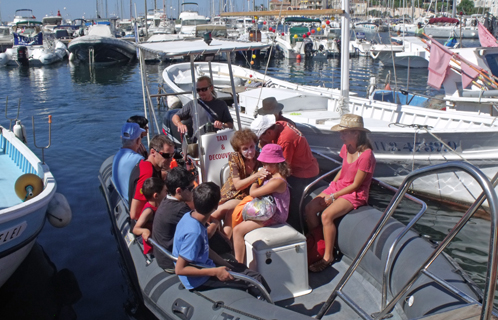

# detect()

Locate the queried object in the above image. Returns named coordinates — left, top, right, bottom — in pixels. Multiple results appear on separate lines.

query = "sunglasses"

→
left=154, top=148, right=174, bottom=159
left=196, top=86, right=210, bottom=93
left=184, top=184, right=195, bottom=192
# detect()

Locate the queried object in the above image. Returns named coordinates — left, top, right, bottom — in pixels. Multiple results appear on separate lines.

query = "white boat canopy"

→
left=136, top=39, right=270, bottom=58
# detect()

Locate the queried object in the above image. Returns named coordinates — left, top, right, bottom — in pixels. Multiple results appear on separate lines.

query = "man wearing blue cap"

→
left=112, top=122, right=146, bottom=202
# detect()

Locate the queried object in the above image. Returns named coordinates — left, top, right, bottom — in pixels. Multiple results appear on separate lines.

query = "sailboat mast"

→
left=451, top=0, right=456, bottom=18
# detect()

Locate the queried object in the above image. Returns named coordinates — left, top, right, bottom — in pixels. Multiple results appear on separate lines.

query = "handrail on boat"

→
left=316, top=161, right=498, bottom=320
left=148, top=238, right=274, bottom=304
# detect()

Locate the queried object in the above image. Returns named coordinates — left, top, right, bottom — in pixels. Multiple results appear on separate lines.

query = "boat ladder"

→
left=315, top=162, right=498, bottom=320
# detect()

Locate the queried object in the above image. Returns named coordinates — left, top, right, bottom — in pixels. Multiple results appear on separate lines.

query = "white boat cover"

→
left=136, top=39, right=270, bottom=58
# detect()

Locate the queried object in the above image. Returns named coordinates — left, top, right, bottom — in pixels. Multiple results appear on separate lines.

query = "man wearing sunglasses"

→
left=128, top=135, right=175, bottom=221
left=171, top=76, right=233, bottom=138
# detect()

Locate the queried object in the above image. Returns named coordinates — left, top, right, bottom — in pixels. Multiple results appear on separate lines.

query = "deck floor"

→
left=0, top=153, right=24, bottom=210
left=276, top=256, right=403, bottom=320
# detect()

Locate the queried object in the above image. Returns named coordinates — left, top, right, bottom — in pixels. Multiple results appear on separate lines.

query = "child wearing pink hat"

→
left=232, top=144, right=291, bottom=263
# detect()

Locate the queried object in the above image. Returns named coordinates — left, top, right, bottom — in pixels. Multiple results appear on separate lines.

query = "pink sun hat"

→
left=257, top=144, right=286, bottom=163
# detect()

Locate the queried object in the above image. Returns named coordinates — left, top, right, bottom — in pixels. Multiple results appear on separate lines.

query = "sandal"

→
left=309, top=258, right=333, bottom=273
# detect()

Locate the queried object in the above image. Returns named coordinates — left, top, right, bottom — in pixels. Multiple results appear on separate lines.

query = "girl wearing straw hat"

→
left=305, top=114, right=376, bottom=273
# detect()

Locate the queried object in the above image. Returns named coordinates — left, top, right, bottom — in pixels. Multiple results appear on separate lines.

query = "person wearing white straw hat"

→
left=250, top=114, right=319, bottom=230
left=257, top=97, right=296, bottom=127
left=304, top=114, right=376, bottom=273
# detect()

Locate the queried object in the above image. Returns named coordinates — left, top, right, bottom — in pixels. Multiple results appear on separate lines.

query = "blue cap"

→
left=121, top=122, right=145, bottom=140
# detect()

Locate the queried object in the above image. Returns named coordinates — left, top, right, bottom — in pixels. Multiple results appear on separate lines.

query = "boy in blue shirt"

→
left=173, top=182, right=270, bottom=295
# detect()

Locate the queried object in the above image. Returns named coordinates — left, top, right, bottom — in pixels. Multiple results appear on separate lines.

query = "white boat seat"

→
left=244, top=223, right=311, bottom=301
left=244, top=223, right=305, bottom=250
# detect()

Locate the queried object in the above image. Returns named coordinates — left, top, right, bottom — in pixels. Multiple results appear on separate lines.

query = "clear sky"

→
left=1, top=0, right=270, bottom=23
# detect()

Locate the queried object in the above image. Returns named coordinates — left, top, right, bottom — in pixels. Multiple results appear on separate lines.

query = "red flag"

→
left=427, top=41, right=452, bottom=89
left=460, top=63, right=480, bottom=88
left=478, top=22, right=498, bottom=47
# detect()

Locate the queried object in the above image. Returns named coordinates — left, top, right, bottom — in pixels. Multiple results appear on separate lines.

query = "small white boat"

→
left=369, top=36, right=429, bottom=68
left=0, top=117, right=71, bottom=288
left=0, top=21, right=68, bottom=67
left=354, top=18, right=389, bottom=33
left=0, top=26, right=13, bottom=52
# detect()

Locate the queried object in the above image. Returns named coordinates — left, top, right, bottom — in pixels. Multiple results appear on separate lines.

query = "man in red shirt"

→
left=251, top=113, right=319, bottom=230
left=128, top=135, right=175, bottom=220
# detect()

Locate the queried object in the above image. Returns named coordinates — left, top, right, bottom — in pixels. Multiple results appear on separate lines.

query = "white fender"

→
left=167, top=95, right=182, bottom=109
left=13, top=120, right=27, bottom=144
left=47, top=193, right=72, bottom=228
left=68, top=52, right=75, bottom=62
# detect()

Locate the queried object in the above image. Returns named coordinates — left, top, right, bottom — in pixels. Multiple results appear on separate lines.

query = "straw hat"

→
left=331, top=114, right=370, bottom=132
left=257, top=97, right=284, bottom=115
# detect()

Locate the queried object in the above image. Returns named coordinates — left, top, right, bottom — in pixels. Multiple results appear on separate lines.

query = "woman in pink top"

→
left=305, top=114, right=376, bottom=272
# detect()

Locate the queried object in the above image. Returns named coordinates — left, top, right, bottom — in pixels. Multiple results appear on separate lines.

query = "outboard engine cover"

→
left=304, top=39, right=314, bottom=57
left=17, top=46, right=29, bottom=66
left=318, top=44, right=325, bottom=52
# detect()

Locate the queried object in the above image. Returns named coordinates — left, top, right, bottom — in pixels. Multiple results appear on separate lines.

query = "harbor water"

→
left=0, top=43, right=494, bottom=319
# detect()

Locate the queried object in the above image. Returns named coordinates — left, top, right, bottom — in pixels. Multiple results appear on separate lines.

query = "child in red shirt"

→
left=133, top=177, right=167, bottom=254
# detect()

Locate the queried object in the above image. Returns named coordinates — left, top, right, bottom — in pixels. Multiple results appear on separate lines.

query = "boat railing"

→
left=316, top=161, right=498, bottom=320
left=148, top=238, right=274, bottom=304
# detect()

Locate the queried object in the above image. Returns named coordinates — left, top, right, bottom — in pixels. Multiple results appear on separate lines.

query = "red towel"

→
left=427, top=41, right=452, bottom=89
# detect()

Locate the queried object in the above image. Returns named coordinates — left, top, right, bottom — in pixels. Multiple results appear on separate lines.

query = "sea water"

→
left=0, top=43, right=493, bottom=318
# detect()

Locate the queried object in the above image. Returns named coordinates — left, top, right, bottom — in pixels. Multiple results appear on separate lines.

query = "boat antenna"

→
left=254, top=1, right=284, bottom=109
left=4, top=97, right=21, bottom=130
left=32, top=115, right=52, bottom=165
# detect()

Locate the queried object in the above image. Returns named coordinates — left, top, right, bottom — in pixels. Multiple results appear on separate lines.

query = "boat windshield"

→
left=0, top=28, right=10, bottom=36
left=182, top=19, right=207, bottom=26
left=485, top=53, right=498, bottom=78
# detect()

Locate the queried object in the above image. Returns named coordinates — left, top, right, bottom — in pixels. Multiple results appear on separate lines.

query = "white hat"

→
left=250, top=114, right=276, bottom=138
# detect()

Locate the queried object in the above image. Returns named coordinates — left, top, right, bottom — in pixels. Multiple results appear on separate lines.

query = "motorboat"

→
left=354, top=18, right=388, bottom=33
left=0, top=114, right=71, bottom=288
left=0, top=26, right=13, bottom=53
left=0, top=21, right=68, bottom=67
left=10, top=9, right=37, bottom=26
left=42, top=11, right=64, bottom=32
left=275, top=18, right=332, bottom=59
left=275, top=25, right=333, bottom=59
left=101, top=39, right=498, bottom=318
left=68, top=20, right=137, bottom=64
left=162, top=56, right=498, bottom=205
left=176, top=2, right=209, bottom=37
left=369, top=36, right=429, bottom=68
left=393, top=17, right=479, bottom=39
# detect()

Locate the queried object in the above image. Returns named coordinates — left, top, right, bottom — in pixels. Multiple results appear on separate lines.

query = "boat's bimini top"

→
left=136, top=39, right=270, bottom=58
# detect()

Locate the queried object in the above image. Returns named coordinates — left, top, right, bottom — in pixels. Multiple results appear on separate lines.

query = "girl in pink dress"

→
left=305, top=114, right=376, bottom=272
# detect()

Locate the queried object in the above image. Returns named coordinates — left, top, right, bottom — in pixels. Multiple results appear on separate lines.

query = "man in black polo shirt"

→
left=152, top=166, right=196, bottom=272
